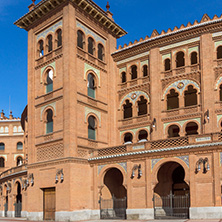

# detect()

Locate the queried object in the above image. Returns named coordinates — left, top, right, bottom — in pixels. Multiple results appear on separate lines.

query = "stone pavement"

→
left=0, top=218, right=221, bottom=222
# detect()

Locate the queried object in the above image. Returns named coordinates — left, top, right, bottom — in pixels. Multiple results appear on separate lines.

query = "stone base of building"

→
left=6, top=211, right=15, bottom=217
left=26, top=212, right=43, bottom=221
left=126, top=208, right=154, bottom=220
left=55, top=210, right=100, bottom=221
left=190, top=207, right=222, bottom=219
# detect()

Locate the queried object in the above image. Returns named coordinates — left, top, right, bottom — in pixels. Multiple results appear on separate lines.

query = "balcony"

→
left=36, top=46, right=63, bottom=67
left=89, top=132, right=222, bottom=160
left=0, top=165, right=27, bottom=181
left=118, top=76, right=150, bottom=90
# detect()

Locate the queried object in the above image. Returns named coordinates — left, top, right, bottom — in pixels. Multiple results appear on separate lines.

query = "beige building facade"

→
left=1, top=0, right=222, bottom=220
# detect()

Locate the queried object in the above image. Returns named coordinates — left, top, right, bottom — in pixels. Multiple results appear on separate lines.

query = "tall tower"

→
left=15, top=0, right=126, bottom=220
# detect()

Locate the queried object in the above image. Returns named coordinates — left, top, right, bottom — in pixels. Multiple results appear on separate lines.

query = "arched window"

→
left=176, top=51, right=185, bottom=67
left=191, top=52, right=197, bottom=65
left=165, top=58, right=171, bottom=71
left=17, top=142, right=23, bottom=150
left=184, top=85, right=197, bottom=107
left=88, top=37, right=94, bottom=55
left=98, top=43, right=104, bottom=61
left=16, top=157, right=23, bottom=166
left=0, top=157, right=4, bottom=168
left=138, top=130, right=148, bottom=142
left=217, top=46, right=222, bottom=59
left=167, top=89, right=179, bottom=110
left=131, top=65, right=137, bottom=80
left=168, top=125, right=180, bottom=138
left=46, top=109, right=53, bottom=134
left=77, top=30, right=84, bottom=49
left=185, top=122, right=198, bottom=135
left=123, top=100, right=132, bottom=119
left=220, top=84, right=222, bottom=101
left=87, top=73, right=95, bottom=98
left=47, top=35, right=53, bottom=53
left=124, top=133, right=133, bottom=144
left=137, top=96, right=147, bottom=116
left=46, top=69, right=53, bottom=93
left=121, top=72, right=126, bottom=83
left=88, top=116, right=96, bottom=140
left=56, top=29, right=62, bottom=47
left=143, top=65, right=148, bottom=77
left=0, top=143, right=5, bottom=151
left=38, top=40, right=44, bottom=57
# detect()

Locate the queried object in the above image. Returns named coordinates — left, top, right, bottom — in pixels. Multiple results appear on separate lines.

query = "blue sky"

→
left=1, top=0, right=222, bottom=118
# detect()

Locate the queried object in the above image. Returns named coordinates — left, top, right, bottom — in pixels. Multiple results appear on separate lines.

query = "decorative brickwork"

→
left=97, top=146, right=127, bottom=156
left=37, top=142, right=64, bottom=162
left=151, top=137, right=188, bottom=149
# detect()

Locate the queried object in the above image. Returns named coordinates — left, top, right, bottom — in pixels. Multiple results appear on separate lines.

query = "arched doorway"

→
left=4, top=185, right=8, bottom=217
left=15, top=182, right=22, bottom=217
left=153, top=162, right=190, bottom=219
left=100, top=168, right=127, bottom=219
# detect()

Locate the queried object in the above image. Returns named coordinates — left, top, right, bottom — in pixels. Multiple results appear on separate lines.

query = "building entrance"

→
left=15, top=182, right=22, bottom=217
left=100, top=168, right=127, bottom=219
left=153, top=162, right=190, bottom=219
left=43, top=188, right=55, bottom=220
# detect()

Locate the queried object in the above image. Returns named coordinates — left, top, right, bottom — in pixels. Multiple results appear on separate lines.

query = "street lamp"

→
left=196, top=157, right=210, bottom=174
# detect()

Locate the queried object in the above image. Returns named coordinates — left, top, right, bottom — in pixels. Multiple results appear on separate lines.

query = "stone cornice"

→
left=88, top=141, right=222, bottom=162
left=14, top=0, right=127, bottom=38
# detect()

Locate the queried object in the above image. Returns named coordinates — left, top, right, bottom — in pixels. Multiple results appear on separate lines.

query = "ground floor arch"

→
left=100, top=167, right=127, bottom=219
left=15, top=182, right=22, bottom=217
left=153, top=161, right=190, bottom=219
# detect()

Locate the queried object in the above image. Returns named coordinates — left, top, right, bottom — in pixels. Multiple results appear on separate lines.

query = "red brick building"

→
left=0, top=0, right=222, bottom=220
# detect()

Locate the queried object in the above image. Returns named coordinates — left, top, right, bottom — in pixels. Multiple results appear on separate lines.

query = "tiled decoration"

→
left=84, top=63, right=101, bottom=87
left=140, top=60, right=149, bottom=67
left=162, top=53, right=171, bottom=62
left=215, top=76, right=222, bottom=90
left=119, top=91, right=150, bottom=108
left=37, top=20, right=62, bottom=41
left=76, top=21, right=105, bottom=45
left=117, top=52, right=149, bottom=65
left=151, top=158, right=162, bottom=170
left=41, top=61, right=56, bottom=83
left=177, top=155, right=189, bottom=167
left=14, top=154, right=24, bottom=161
left=188, top=46, right=199, bottom=54
left=163, top=79, right=200, bottom=99
left=40, top=102, right=56, bottom=121
left=98, top=162, right=127, bottom=175
left=85, top=107, right=101, bottom=127
left=217, top=114, right=222, bottom=127
left=215, top=40, right=222, bottom=48
left=119, top=67, right=126, bottom=74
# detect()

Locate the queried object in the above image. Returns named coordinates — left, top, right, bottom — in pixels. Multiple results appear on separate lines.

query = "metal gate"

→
left=100, top=196, right=127, bottom=219
left=15, top=201, right=22, bottom=217
left=153, top=193, right=189, bottom=219
left=4, top=201, right=8, bottom=217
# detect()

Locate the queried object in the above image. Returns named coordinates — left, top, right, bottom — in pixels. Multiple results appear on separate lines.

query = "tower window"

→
left=164, top=58, right=171, bottom=71
left=176, top=51, right=185, bottom=67
left=143, top=65, right=148, bottom=77
left=88, top=116, right=96, bottom=140
left=167, top=89, right=179, bottom=110
left=123, top=100, right=132, bottom=119
left=38, top=40, right=44, bottom=57
left=17, top=142, right=23, bottom=150
left=98, top=43, right=104, bottom=61
left=88, top=37, right=94, bottom=55
left=191, top=52, right=197, bottom=65
left=17, top=157, right=23, bottom=166
left=0, top=157, right=4, bottom=168
left=217, top=46, right=222, bottom=59
left=56, top=29, right=62, bottom=47
left=184, top=85, right=197, bottom=107
left=185, top=122, right=198, bottom=135
left=0, top=143, right=5, bottom=151
left=137, top=96, right=147, bottom=116
left=46, top=109, right=53, bottom=134
left=46, top=69, right=53, bottom=93
left=121, top=72, right=126, bottom=83
left=87, top=73, right=95, bottom=99
left=47, top=35, right=53, bottom=53
left=77, top=30, right=84, bottom=49
left=131, top=65, right=137, bottom=80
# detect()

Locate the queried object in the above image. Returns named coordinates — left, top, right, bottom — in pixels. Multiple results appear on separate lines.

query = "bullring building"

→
left=1, top=0, right=222, bottom=220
